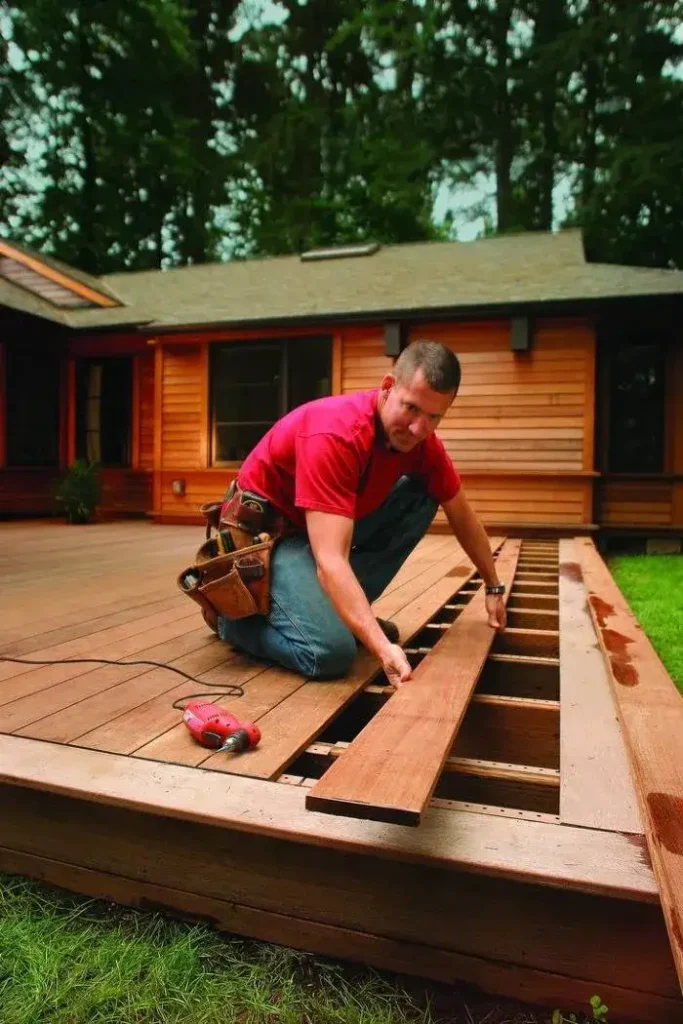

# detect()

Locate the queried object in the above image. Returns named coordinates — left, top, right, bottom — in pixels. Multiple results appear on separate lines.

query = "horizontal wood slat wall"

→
left=338, top=320, right=595, bottom=528
left=414, top=320, right=594, bottom=475
left=599, top=480, right=674, bottom=527
left=150, top=320, right=598, bottom=526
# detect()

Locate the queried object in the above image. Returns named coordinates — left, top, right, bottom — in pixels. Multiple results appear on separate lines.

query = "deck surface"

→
left=0, top=522, right=471, bottom=769
left=0, top=519, right=682, bottom=1021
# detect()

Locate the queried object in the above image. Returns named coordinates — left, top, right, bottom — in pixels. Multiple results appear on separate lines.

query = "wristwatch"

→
left=485, top=583, right=506, bottom=596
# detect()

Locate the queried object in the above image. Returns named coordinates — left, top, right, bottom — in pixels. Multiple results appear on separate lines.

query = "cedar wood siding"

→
left=154, top=318, right=596, bottom=528
left=2, top=318, right=682, bottom=531
left=341, top=319, right=594, bottom=529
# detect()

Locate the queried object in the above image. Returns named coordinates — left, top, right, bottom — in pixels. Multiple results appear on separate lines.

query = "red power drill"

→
left=182, top=701, right=261, bottom=754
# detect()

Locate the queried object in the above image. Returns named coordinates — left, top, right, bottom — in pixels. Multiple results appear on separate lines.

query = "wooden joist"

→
left=305, top=540, right=521, bottom=825
left=578, top=537, right=683, bottom=991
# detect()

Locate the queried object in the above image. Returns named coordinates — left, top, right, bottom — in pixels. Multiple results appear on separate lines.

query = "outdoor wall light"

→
left=172, top=478, right=186, bottom=497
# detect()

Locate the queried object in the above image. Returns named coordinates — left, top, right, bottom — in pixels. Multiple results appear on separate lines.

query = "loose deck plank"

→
left=0, top=733, right=660, bottom=901
left=305, top=540, right=521, bottom=825
left=578, top=536, right=683, bottom=990
left=558, top=539, right=642, bottom=834
left=220, top=538, right=504, bottom=782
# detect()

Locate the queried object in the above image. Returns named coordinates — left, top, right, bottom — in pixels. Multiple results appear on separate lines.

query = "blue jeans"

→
left=217, top=476, right=437, bottom=678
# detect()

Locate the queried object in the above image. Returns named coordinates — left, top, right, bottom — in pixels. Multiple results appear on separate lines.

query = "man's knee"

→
left=308, top=630, right=357, bottom=679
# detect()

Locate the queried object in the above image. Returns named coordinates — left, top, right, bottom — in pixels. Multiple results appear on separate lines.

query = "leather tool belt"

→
left=177, top=483, right=287, bottom=631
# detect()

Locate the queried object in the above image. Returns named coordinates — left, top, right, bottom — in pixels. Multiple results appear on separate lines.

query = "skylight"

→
left=300, top=243, right=380, bottom=262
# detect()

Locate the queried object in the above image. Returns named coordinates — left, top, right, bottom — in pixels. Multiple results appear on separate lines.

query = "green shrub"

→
left=54, top=459, right=100, bottom=524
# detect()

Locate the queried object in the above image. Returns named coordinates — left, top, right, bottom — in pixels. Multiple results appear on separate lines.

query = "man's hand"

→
left=485, top=593, right=506, bottom=630
left=380, top=643, right=413, bottom=687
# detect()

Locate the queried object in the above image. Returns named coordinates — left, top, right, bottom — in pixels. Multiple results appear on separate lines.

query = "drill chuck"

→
left=218, top=729, right=251, bottom=753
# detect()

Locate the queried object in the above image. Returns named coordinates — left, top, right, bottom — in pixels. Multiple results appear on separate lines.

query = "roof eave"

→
left=126, top=291, right=683, bottom=337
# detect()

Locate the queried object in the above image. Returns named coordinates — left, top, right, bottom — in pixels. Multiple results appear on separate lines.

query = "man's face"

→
left=378, top=368, right=455, bottom=453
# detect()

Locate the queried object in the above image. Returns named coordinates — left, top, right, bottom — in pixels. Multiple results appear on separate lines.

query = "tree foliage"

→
left=0, top=0, right=681, bottom=270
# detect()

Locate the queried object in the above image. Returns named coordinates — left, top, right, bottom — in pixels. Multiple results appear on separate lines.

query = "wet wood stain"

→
left=647, top=792, right=683, bottom=855
left=600, top=627, right=640, bottom=685
left=589, top=594, right=615, bottom=628
left=559, top=561, right=583, bottom=583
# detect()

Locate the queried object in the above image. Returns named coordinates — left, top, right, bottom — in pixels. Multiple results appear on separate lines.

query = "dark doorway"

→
left=5, top=342, right=61, bottom=467
left=76, top=357, right=132, bottom=466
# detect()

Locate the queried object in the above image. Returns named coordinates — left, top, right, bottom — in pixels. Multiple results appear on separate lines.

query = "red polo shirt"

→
left=235, top=388, right=461, bottom=531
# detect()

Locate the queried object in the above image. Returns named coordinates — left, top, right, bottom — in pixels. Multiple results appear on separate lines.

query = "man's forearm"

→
left=446, top=503, right=500, bottom=587
left=316, top=556, right=391, bottom=658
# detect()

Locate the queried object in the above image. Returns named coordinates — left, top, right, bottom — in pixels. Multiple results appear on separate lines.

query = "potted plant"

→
left=54, top=459, right=101, bottom=524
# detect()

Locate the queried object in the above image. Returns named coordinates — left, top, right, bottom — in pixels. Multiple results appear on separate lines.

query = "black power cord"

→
left=0, top=656, right=245, bottom=704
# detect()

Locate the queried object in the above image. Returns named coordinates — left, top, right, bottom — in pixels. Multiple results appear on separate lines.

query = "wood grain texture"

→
left=1, top=845, right=679, bottom=1023
left=306, top=540, right=521, bottom=825
left=222, top=540, right=503, bottom=783
left=0, top=733, right=660, bottom=900
left=578, top=536, right=683, bottom=990
left=558, top=539, right=642, bottom=832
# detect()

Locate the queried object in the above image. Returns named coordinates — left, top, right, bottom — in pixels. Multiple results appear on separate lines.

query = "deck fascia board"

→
left=0, top=732, right=658, bottom=901
left=578, top=536, right=683, bottom=990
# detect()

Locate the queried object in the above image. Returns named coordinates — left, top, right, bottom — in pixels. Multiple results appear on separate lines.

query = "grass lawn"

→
left=0, top=873, right=572, bottom=1024
left=608, top=553, right=683, bottom=693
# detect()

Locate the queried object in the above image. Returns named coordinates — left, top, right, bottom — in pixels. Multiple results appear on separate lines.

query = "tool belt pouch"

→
left=177, top=538, right=274, bottom=624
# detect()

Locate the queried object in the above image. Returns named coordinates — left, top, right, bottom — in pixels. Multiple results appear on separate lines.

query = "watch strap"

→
left=485, top=583, right=506, bottom=596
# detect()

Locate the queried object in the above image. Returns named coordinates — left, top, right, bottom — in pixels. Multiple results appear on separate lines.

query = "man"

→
left=217, top=340, right=506, bottom=687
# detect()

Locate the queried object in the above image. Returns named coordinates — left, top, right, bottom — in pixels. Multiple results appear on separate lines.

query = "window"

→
left=211, top=336, right=332, bottom=464
left=76, top=357, right=132, bottom=466
left=6, top=342, right=61, bottom=467
left=607, top=342, right=665, bottom=473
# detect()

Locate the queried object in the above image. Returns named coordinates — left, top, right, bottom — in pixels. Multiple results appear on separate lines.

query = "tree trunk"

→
left=493, top=0, right=515, bottom=231
left=76, top=2, right=98, bottom=273
left=581, top=0, right=600, bottom=211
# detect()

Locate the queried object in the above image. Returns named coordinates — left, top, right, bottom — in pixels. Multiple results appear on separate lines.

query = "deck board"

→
left=578, top=537, right=683, bottom=991
left=222, top=538, right=504, bottom=782
left=0, top=733, right=660, bottom=901
left=0, top=520, right=681, bottom=1016
left=558, top=539, right=642, bottom=833
left=306, top=540, right=520, bottom=825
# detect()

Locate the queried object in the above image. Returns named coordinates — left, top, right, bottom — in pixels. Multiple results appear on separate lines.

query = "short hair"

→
left=394, top=340, right=461, bottom=395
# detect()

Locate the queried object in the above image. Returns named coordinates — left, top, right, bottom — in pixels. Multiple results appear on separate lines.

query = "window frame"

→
left=210, top=336, right=332, bottom=468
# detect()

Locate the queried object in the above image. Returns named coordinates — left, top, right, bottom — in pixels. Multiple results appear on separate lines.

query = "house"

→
left=1, top=230, right=682, bottom=537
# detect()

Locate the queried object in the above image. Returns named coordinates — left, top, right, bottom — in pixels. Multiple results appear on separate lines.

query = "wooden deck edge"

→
left=0, top=733, right=659, bottom=902
left=578, top=537, right=683, bottom=991
left=0, top=844, right=678, bottom=1024
left=558, top=538, right=643, bottom=833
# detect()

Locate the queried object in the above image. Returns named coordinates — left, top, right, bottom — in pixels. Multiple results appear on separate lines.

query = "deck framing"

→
left=0, top=521, right=681, bottom=1023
